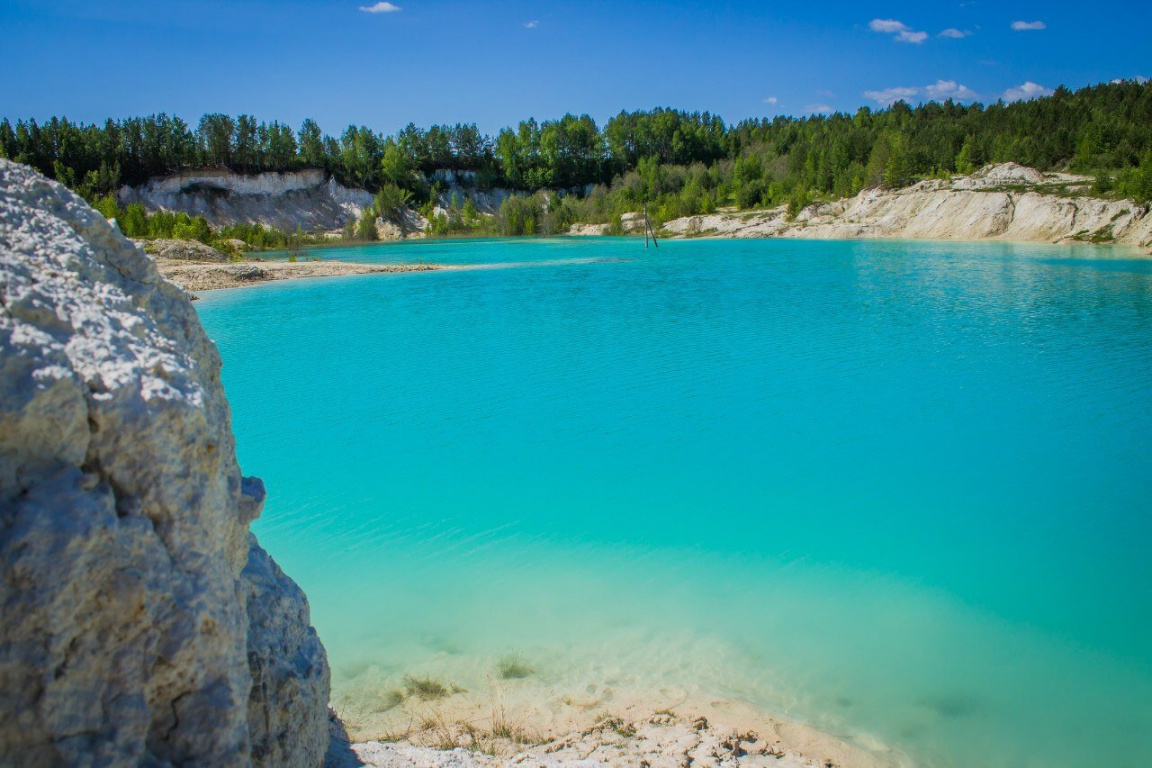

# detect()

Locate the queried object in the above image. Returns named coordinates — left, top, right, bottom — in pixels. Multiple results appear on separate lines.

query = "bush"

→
left=787, top=185, right=810, bottom=220
left=498, top=195, right=542, bottom=236
left=374, top=183, right=413, bottom=223
left=355, top=209, right=378, bottom=241
left=735, top=180, right=767, bottom=210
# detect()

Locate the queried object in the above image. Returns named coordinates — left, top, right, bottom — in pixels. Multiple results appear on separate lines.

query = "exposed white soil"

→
left=576, top=164, right=1152, bottom=254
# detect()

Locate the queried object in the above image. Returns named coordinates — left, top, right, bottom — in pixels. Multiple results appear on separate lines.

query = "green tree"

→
left=298, top=119, right=325, bottom=167
left=374, top=183, right=413, bottom=222
left=355, top=208, right=378, bottom=240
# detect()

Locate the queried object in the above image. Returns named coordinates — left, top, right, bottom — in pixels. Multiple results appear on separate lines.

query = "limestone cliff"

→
left=118, top=167, right=373, bottom=232
left=0, top=159, right=330, bottom=766
left=651, top=164, right=1152, bottom=251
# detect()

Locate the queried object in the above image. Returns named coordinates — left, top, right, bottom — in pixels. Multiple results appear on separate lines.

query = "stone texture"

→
left=118, top=168, right=373, bottom=232
left=139, top=238, right=231, bottom=263
left=244, top=536, right=330, bottom=767
left=0, top=158, right=330, bottom=766
left=655, top=163, right=1152, bottom=250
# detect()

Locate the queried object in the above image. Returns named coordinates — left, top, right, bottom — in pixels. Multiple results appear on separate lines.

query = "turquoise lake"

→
left=196, top=237, right=1152, bottom=767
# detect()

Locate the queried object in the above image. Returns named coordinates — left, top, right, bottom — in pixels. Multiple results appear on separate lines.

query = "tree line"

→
left=2, top=79, right=1150, bottom=231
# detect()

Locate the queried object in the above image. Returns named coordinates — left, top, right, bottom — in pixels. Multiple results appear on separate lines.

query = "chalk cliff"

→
left=654, top=164, right=1152, bottom=250
left=118, top=167, right=373, bottom=232
left=0, top=159, right=330, bottom=766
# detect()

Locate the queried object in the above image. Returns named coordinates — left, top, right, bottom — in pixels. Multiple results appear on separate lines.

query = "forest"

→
left=2, top=79, right=1150, bottom=243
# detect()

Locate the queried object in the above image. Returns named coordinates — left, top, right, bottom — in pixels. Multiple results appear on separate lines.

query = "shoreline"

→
left=159, top=255, right=639, bottom=296
left=569, top=164, right=1152, bottom=255
left=327, top=683, right=908, bottom=768
left=155, top=257, right=442, bottom=294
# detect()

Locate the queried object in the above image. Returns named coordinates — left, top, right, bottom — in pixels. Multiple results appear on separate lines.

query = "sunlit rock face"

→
left=118, top=167, right=373, bottom=231
left=0, top=159, right=329, bottom=767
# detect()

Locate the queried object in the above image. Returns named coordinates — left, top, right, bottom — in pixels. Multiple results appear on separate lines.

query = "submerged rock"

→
left=0, top=158, right=330, bottom=766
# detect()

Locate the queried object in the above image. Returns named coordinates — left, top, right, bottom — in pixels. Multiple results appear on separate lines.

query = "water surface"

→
left=197, top=237, right=1152, bottom=767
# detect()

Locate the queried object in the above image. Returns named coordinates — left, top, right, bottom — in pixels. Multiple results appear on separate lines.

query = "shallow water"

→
left=197, top=237, right=1152, bottom=767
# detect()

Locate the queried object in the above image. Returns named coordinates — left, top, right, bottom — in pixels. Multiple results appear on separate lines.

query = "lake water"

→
left=196, top=237, right=1152, bottom=767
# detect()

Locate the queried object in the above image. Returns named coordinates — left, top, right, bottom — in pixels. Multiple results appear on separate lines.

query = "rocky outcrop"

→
left=139, top=238, right=231, bottom=263
left=655, top=164, right=1152, bottom=250
left=119, top=168, right=373, bottom=232
left=0, top=159, right=330, bottom=766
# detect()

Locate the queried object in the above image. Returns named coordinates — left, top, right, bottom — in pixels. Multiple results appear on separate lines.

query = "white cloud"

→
left=925, top=80, right=979, bottom=100
left=1011, top=20, right=1046, bottom=31
left=359, top=2, right=401, bottom=12
left=524, top=20, right=539, bottom=29
left=863, top=87, right=920, bottom=106
left=1003, top=81, right=1054, bottom=102
left=869, top=19, right=907, bottom=33
left=1112, top=76, right=1149, bottom=84
left=763, top=96, right=778, bottom=105
left=864, top=80, right=979, bottom=106
left=939, top=28, right=970, bottom=39
left=869, top=18, right=928, bottom=44
left=804, top=104, right=834, bottom=115
left=866, top=80, right=976, bottom=106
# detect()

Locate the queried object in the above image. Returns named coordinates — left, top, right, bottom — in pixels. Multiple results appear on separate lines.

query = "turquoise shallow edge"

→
left=197, top=237, right=1152, bottom=768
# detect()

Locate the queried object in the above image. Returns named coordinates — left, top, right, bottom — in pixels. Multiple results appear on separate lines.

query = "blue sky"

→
left=1, top=0, right=1148, bottom=135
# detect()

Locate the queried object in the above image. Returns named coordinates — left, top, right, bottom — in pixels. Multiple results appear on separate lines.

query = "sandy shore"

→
left=156, top=258, right=440, bottom=293
left=328, top=702, right=902, bottom=768
left=324, top=672, right=909, bottom=768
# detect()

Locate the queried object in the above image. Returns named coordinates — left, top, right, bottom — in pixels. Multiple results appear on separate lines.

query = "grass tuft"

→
left=496, top=653, right=534, bottom=680
left=403, top=675, right=449, bottom=700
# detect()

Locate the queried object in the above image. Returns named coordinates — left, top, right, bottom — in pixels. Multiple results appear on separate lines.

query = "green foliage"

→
left=498, top=195, right=542, bottom=236
left=93, top=194, right=120, bottom=221
left=1116, top=154, right=1152, bottom=203
left=787, top=185, right=810, bottom=220
left=4, top=80, right=1151, bottom=241
left=216, top=221, right=326, bottom=250
left=955, top=136, right=977, bottom=175
left=355, top=208, right=378, bottom=241
left=735, top=179, right=767, bottom=209
left=374, top=183, right=413, bottom=223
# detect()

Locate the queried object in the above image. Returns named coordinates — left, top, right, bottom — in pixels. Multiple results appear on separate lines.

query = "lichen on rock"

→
left=0, top=158, right=329, bottom=766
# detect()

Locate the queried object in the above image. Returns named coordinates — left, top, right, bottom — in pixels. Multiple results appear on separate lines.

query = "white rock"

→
left=0, top=159, right=329, bottom=766
left=119, top=168, right=374, bottom=232
left=660, top=163, right=1152, bottom=249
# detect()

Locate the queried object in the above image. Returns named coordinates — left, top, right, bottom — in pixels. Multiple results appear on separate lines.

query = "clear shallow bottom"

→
left=196, top=238, right=1152, bottom=767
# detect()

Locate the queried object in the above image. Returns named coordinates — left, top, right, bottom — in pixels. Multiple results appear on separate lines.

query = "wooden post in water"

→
left=643, top=203, right=659, bottom=249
